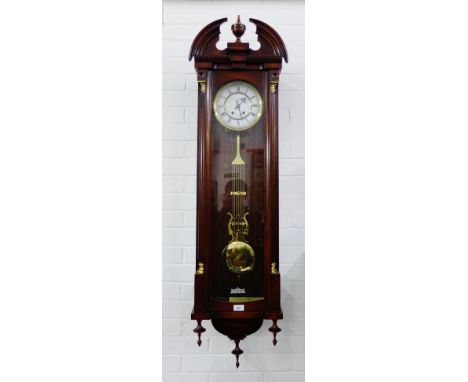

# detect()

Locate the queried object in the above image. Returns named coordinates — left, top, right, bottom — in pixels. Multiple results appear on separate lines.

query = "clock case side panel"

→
left=192, top=68, right=212, bottom=321
left=264, top=70, right=282, bottom=320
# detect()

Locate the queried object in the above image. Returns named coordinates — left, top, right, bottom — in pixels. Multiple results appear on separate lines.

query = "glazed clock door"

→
left=210, top=72, right=267, bottom=306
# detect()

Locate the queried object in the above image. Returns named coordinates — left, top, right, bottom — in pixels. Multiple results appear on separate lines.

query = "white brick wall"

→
left=162, top=1, right=304, bottom=380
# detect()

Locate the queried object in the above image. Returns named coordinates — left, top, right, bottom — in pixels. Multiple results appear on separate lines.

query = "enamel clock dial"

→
left=213, top=81, right=263, bottom=131
left=189, top=16, right=287, bottom=368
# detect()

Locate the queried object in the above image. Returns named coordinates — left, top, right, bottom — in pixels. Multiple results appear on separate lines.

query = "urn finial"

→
left=231, top=15, right=245, bottom=42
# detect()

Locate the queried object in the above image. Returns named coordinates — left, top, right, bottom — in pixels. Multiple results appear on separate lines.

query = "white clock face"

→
left=213, top=81, right=263, bottom=131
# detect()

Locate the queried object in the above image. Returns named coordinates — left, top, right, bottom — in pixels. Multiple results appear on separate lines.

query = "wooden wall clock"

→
left=189, top=16, right=288, bottom=367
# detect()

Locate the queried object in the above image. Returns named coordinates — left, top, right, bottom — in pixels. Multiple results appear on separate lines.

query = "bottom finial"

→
left=193, top=320, right=206, bottom=346
left=269, top=319, right=281, bottom=346
left=231, top=339, right=244, bottom=368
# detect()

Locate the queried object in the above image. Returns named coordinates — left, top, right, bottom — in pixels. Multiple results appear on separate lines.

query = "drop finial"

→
left=231, top=15, right=245, bottom=42
left=232, top=339, right=244, bottom=368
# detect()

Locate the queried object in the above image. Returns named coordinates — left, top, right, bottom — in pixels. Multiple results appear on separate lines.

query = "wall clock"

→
left=189, top=16, right=287, bottom=367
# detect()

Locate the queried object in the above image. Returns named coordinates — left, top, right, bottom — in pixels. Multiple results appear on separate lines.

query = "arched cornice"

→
left=188, top=17, right=287, bottom=66
left=249, top=18, right=288, bottom=63
left=189, top=18, right=227, bottom=61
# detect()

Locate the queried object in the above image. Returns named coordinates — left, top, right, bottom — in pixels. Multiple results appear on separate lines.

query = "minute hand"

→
left=234, top=100, right=242, bottom=117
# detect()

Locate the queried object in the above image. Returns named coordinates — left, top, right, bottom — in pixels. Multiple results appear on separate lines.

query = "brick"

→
left=163, top=74, right=186, bottom=90
left=163, top=141, right=185, bottom=158
left=278, top=76, right=290, bottom=90
left=279, top=176, right=304, bottom=193
left=287, top=75, right=305, bottom=90
left=264, top=372, right=304, bottom=382
left=282, top=300, right=305, bottom=318
left=279, top=211, right=291, bottom=228
left=283, top=58, right=305, bottom=75
left=278, top=108, right=290, bottom=124
left=277, top=261, right=305, bottom=281
left=238, top=354, right=292, bottom=371
left=279, top=246, right=305, bottom=264
left=163, top=159, right=196, bottom=175
left=162, top=355, right=182, bottom=372
left=162, top=301, right=192, bottom=318
left=162, top=228, right=196, bottom=246
left=282, top=281, right=305, bottom=300
left=163, top=246, right=183, bottom=264
left=162, top=265, right=194, bottom=282
left=263, top=335, right=304, bottom=353
left=184, top=141, right=197, bottom=158
left=247, top=8, right=304, bottom=26
left=180, top=284, right=193, bottom=301
left=183, top=246, right=196, bottom=264
left=163, top=24, right=204, bottom=41
left=163, top=124, right=196, bottom=141
left=292, top=354, right=305, bottom=371
left=163, top=57, right=194, bottom=74
left=186, top=75, right=198, bottom=90
left=184, top=176, right=197, bottom=193
left=162, top=193, right=195, bottom=210
left=162, top=319, right=182, bottom=336
left=163, top=336, right=208, bottom=354
left=163, top=41, right=191, bottom=57
left=279, top=142, right=290, bottom=158
left=279, top=124, right=304, bottom=142
left=185, top=107, right=197, bottom=123
left=291, top=211, right=304, bottom=227
left=163, top=177, right=185, bottom=193
left=279, top=228, right=305, bottom=247
left=163, top=90, right=197, bottom=106
left=286, top=42, right=305, bottom=60
left=183, top=355, right=238, bottom=372
left=280, top=158, right=304, bottom=175
left=163, top=211, right=183, bottom=227
left=279, top=317, right=305, bottom=336
left=183, top=210, right=196, bottom=227
left=210, top=373, right=263, bottom=382
left=274, top=25, right=304, bottom=42
left=163, top=283, right=181, bottom=300
left=279, top=92, right=304, bottom=108
left=279, top=193, right=304, bottom=210
left=289, top=108, right=304, bottom=125
left=289, top=141, right=304, bottom=158
left=163, top=107, right=185, bottom=124
left=209, top=337, right=263, bottom=354
left=162, top=373, right=209, bottom=382
left=164, top=4, right=263, bottom=25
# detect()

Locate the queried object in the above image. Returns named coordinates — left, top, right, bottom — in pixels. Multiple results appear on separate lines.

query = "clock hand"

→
left=234, top=100, right=242, bottom=117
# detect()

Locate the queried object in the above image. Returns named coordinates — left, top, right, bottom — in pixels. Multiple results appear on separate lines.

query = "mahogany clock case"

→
left=189, top=16, right=287, bottom=367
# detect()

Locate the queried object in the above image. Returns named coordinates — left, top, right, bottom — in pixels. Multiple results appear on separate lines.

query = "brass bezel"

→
left=213, top=80, right=263, bottom=131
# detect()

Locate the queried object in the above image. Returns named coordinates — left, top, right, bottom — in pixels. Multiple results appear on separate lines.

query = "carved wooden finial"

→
left=232, top=339, right=244, bottom=368
left=231, top=15, right=245, bottom=42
